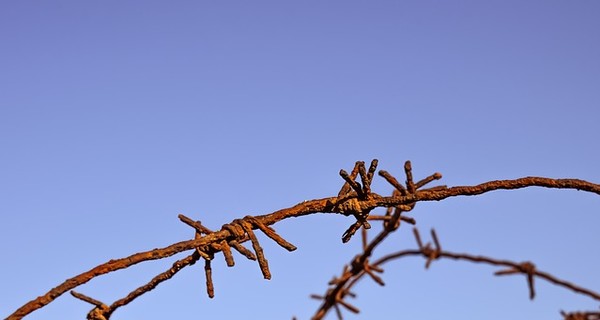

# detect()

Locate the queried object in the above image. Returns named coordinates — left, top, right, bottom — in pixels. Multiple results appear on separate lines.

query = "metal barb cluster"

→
left=312, top=160, right=444, bottom=319
left=311, top=287, right=359, bottom=320
left=495, top=261, right=537, bottom=300
left=180, top=214, right=297, bottom=297
left=337, top=160, right=379, bottom=242
left=336, top=160, right=442, bottom=243
left=413, top=228, right=442, bottom=269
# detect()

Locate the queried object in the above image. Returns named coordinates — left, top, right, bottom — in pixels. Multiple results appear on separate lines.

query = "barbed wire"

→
left=6, top=160, right=600, bottom=320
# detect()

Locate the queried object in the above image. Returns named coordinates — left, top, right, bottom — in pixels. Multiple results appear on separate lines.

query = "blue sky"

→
left=1, top=1, right=599, bottom=319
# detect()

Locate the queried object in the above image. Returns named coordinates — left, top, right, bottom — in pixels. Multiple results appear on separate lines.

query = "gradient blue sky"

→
left=1, top=1, right=599, bottom=319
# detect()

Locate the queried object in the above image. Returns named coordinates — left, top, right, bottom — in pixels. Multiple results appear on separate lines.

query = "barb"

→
left=70, top=291, right=107, bottom=309
left=204, top=259, right=214, bottom=298
left=404, top=161, right=415, bottom=194
left=338, top=162, right=362, bottom=198
left=237, top=219, right=271, bottom=280
left=413, top=228, right=442, bottom=269
left=378, top=171, right=406, bottom=196
left=415, top=172, right=443, bottom=190
left=70, top=291, right=110, bottom=320
left=244, top=215, right=297, bottom=252
left=495, top=261, right=537, bottom=299
left=339, top=168, right=364, bottom=198
left=358, top=159, right=378, bottom=196
left=8, top=159, right=600, bottom=320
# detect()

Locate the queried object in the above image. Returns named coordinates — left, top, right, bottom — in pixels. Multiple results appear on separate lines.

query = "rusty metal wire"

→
left=310, top=161, right=600, bottom=320
left=6, top=159, right=600, bottom=320
left=311, top=225, right=600, bottom=319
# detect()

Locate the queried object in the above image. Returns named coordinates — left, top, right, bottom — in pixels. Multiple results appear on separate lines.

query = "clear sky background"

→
left=1, top=1, right=599, bottom=319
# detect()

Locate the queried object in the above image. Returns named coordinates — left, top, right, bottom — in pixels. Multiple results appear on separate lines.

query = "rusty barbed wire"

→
left=6, top=159, right=600, bottom=320
left=311, top=160, right=443, bottom=319
left=311, top=224, right=600, bottom=319
left=63, top=213, right=296, bottom=318
left=310, top=162, right=600, bottom=320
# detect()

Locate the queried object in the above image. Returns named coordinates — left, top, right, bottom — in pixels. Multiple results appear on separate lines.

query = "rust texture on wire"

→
left=5, top=159, right=600, bottom=320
